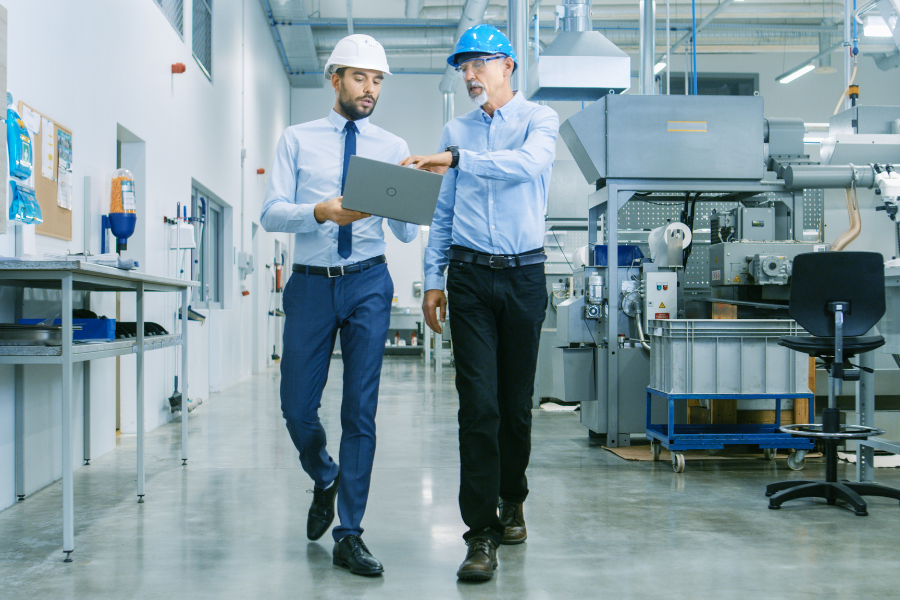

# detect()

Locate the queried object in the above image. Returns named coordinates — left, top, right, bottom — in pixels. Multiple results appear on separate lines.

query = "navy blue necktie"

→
left=338, top=121, right=358, bottom=259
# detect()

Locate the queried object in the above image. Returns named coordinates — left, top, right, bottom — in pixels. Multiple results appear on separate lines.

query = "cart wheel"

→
left=763, top=448, right=777, bottom=460
left=672, top=453, right=685, bottom=473
left=651, top=441, right=661, bottom=461
left=787, top=451, right=806, bottom=471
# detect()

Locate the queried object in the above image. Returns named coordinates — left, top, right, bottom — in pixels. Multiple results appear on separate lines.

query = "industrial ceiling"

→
left=258, top=0, right=900, bottom=88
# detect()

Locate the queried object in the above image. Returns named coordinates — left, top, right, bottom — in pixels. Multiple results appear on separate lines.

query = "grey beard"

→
left=467, top=88, right=489, bottom=107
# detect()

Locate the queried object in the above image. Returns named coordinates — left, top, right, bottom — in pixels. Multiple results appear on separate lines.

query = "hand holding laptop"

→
left=314, top=196, right=370, bottom=226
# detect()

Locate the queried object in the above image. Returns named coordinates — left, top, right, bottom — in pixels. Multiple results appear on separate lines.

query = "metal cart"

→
left=646, top=387, right=815, bottom=473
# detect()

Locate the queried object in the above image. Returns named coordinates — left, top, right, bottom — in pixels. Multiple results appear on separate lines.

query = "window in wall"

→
left=665, top=73, right=758, bottom=96
left=193, top=0, right=213, bottom=80
left=154, top=0, right=184, bottom=38
left=191, top=185, right=224, bottom=305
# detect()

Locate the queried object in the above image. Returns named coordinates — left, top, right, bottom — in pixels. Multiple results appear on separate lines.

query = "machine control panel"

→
left=643, top=272, right=678, bottom=329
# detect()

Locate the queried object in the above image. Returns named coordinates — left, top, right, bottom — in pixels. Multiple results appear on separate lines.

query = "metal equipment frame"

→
left=588, top=178, right=808, bottom=447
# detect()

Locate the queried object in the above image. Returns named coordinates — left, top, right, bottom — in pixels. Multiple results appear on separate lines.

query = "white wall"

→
left=0, top=0, right=291, bottom=511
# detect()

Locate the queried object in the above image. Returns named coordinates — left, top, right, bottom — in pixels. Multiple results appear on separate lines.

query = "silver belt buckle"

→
left=327, top=265, right=345, bottom=278
left=489, top=255, right=504, bottom=269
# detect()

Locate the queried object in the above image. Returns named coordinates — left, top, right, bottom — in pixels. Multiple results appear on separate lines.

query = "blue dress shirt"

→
left=424, top=92, right=559, bottom=291
left=261, top=110, right=419, bottom=266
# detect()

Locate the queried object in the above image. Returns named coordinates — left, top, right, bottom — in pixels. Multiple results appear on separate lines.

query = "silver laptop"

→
left=341, top=155, right=444, bottom=226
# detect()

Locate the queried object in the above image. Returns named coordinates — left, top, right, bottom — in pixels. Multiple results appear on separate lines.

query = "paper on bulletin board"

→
left=56, top=129, right=72, bottom=210
left=21, top=105, right=40, bottom=136
left=41, top=118, right=55, bottom=179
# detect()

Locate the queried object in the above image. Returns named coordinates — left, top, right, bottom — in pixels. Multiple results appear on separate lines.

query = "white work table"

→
left=0, top=261, right=198, bottom=562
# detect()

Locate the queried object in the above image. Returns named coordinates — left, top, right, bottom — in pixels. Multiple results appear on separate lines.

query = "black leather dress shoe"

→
left=456, top=536, right=498, bottom=581
left=332, top=535, right=384, bottom=576
left=307, top=473, right=339, bottom=541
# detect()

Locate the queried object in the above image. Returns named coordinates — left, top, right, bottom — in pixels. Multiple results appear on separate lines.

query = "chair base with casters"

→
left=767, top=335, right=900, bottom=515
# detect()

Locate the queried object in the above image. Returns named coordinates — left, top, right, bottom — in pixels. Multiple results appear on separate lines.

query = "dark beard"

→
left=338, top=91, right=377, bottom=121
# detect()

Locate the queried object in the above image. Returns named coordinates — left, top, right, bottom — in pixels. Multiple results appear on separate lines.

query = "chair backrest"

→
left=790, top=251, right=885, bottom=337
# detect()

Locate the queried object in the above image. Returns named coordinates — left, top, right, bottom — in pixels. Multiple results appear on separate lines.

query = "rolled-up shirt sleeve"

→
left=260, top=132, right=321, bottom=233
left=456, top=107, right=558, bottom=183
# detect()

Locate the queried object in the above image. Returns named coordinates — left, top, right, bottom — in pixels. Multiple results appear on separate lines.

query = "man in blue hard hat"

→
left=261, top=34, right=418, bottom=577
left=401, top=24, right=559, bottom=582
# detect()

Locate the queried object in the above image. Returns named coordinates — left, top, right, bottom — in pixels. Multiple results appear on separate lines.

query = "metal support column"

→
left=61, top=274, right=74, bottom=562
left=844, top=0, right=853, bottom=111
left=182, top=288, right=189, bottom=465
left=856, top=350, right=876, bottom=482
left=606, top=187, right=622, bottom=446
left=136, top=282, right=145, bottom=503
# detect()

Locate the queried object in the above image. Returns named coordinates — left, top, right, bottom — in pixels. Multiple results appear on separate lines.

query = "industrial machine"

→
left=554, top=94, right=900, bottom=446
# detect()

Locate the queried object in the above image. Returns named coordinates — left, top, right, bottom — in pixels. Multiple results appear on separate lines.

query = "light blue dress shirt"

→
left=261, top=110, right=419, bottom=267
left=424, top=92, right=559, bottom=291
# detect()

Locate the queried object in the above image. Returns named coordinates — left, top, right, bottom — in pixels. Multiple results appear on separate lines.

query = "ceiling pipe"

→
left=283, top=18, right=841, bottom=36
left=655, top=0, right=736, bottom=63
left=421, top=2, right=849, bottom=20
left=406, top=0, right=424, bottom=19
left=639, top=0, right=656, bottom=95
left=509, top=0, right=528, bottom=94
left=439, top=0, right=492, bottom=94
left=310, top=28, right=828, bottom=54
left=346, top=0, right=354, bottom=35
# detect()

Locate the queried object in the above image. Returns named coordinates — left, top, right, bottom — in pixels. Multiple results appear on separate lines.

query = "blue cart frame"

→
left=646, top=387, right=815, bottom=472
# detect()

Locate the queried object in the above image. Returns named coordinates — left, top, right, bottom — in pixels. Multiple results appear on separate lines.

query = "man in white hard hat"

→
left=261, top=34, right=417, bottom=577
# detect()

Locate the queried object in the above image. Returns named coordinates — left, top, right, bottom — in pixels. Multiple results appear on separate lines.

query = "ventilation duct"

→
left=527, top=1, right=631, bottom=101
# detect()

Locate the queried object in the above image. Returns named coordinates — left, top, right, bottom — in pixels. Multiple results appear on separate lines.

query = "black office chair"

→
left=767, top=251, right=900, bottom=515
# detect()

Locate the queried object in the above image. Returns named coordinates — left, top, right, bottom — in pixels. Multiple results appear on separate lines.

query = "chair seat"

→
left=779, top=335, right=885, bottom=358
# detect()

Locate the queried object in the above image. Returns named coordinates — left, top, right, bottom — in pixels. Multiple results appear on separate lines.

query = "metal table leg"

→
left=61, top=274, right=74, bottom=562
left=83, top=295, right=91, bottom=466
left=136, top=282, right=145, bottom=503
left=181, top=288, right=189, bottom=465
left=14, top=288, right=24, bottom=501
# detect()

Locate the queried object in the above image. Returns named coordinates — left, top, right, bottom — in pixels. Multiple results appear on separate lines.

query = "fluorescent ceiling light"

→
left=777, top=64, right=816, bottom=84
left=654, top=61, right=667, bottom=74
left=864, top=15, right=897, bottom=37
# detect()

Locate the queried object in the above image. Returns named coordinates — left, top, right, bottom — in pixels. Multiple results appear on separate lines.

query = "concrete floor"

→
left=1, top=357, right=899, bottom=599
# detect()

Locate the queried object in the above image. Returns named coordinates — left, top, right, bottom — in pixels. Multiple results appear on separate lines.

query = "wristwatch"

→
left=445, top=145, right=460, bottom=169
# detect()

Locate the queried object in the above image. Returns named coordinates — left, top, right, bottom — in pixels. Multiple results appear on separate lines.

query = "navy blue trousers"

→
left=280, top=262, right=393, bottom=542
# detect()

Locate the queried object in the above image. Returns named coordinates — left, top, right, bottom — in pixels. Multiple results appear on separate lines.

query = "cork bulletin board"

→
left=19, top=101, right=73, bottom=241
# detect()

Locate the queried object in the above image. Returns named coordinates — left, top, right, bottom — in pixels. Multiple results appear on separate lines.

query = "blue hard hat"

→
left=447, top=24, right=518, bottom=70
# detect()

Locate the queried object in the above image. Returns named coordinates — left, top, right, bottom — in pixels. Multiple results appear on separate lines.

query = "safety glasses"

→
left=455, top=55, right=506, bottom=77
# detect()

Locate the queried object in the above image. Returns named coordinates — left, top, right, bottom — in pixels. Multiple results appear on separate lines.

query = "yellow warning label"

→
left=659, top=302, right=666, bottom=309
left=733, top=275, right=741, bottom=283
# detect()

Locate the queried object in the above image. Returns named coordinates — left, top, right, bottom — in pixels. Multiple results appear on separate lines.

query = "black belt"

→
left=292, top=255, right=385, bottom=277
left=448, top=247, right=546, bottom=269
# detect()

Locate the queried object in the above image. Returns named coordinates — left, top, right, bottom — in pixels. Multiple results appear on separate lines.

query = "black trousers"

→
left=446, top=253, right=548, bottom=545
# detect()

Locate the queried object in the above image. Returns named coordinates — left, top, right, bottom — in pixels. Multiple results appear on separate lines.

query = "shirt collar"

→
left=328, top=109, right=370, bottom=134
left=480, top=91, right=523, bottom=123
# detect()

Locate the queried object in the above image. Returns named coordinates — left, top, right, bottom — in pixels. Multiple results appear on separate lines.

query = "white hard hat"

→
left=324, top=34, right=391, bottom=76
